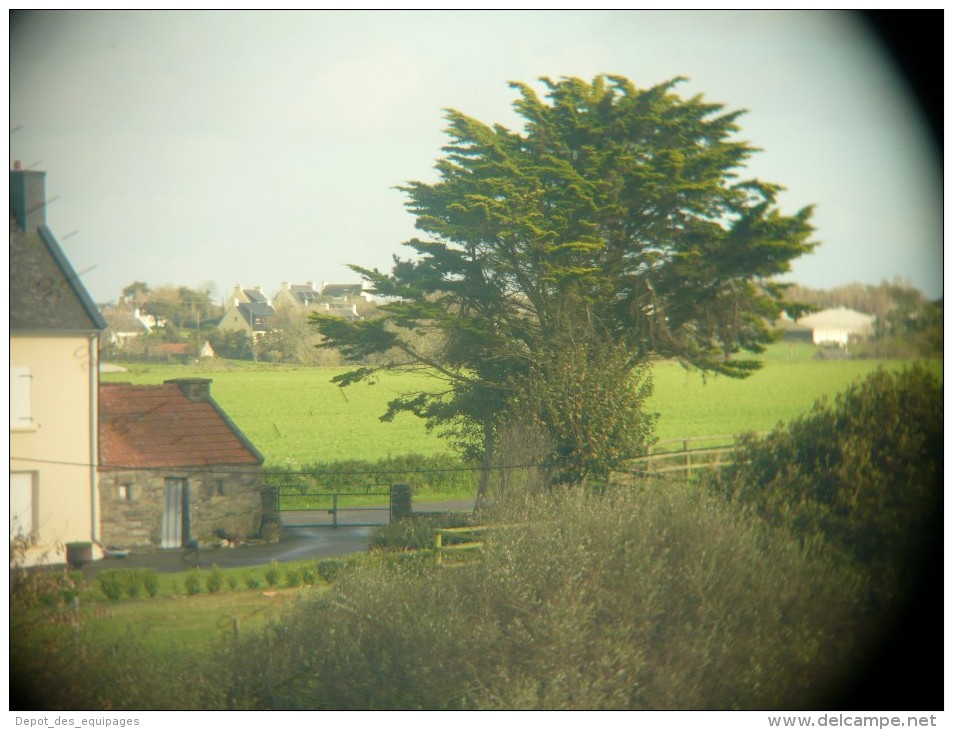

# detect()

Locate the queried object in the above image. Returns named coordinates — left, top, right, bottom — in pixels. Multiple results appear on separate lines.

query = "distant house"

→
left=321, top=281, right=370, bottom=302
left=218, top=284, right=277, bottom=337
left=10, top=166, right=108, bottom=565
left=98, top=379, right=265, bottom=548
left=101, top=297, right=152, bottom=348
left=273, top=281, right=322, bottom=310
left=797, top=307, right=876, bottom=347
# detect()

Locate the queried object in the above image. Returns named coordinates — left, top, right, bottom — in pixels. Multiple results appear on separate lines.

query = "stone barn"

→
left=99, top=378, right=266, bottom=548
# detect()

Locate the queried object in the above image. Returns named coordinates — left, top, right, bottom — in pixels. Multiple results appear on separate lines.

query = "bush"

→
left=370, top=512, right=473, bottom=552
left=244, top=573, right=260, bottom=590
left=264, top=561, right=281, bottom=588
left=708, top=365, right=942, bottom=571
left=285, top=566, right=301, bottom=588
left=226, top=573, right=239, bottom=591
left=97, top=571, right=125, bottom=603
left=123, top=572, right=142, bottom=599
left=206, top=565, right=225, bottom=594
left=316, top=559, right=344, bottom=583
left=219, top=484, right=874, bottom=710
left=300, top=565, right=317, bottom=586
left=139, top=570, right=160, bottom=598
left=265, top=453, right=478, bottom=498
left=184, top=569, right=202, bottom=596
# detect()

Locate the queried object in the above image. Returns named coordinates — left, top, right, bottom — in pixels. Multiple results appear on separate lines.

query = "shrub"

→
left=370, top=512, right=473, bottom=552
left=184, top=569, right=202, bottom=596
left=138, top=570, right=160, bottom=598
left=708, top=365, right=942, bottom=571
left=285, top=567, right=301, bottom=588
left=300, top=565, right=317, bottom=586
left=219, top=484, right=874, bottom=710
left=226, top=573, right=239, bottom=591
left=316, top=559, right=343, bottom=583
left=123, top=572, right=142, bottom=599
left=206, top=565, right=225, bottom=594
left=97, top=571, right=125, bottom=603
left=244, top=573, right=260, bottom=590
left=264, top=561, right=281, bottom=588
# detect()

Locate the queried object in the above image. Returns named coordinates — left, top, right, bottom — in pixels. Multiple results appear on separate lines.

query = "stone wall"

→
left=99, top=465, right=265, bottom=548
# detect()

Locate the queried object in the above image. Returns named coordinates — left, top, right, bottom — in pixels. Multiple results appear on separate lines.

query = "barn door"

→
left=161, top=477, right=189, bottom=548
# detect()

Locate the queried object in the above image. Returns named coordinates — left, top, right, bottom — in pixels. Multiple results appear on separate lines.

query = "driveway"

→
left=79, top=500, right=474, bottom=575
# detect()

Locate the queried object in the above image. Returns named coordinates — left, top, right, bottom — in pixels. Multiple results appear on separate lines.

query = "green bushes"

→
left=708, top=365, right=942, bottom=570
left=266, top=454, right=478, bottom=498
left=97, top=569, right=160, bottom=603
left=370, top=512, right=473, bottom=552
left=219, top=484, right=872, bottom=710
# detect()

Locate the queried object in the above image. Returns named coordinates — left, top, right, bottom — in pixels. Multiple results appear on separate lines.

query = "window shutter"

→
left=10, top=367, right=32, bottom=429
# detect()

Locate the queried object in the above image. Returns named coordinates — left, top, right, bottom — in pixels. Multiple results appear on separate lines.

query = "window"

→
left=118, top=483, right=134, bottom=501
left=10, top=366, right=33, bottom=430
left=216, top=479, right=227, bottom=497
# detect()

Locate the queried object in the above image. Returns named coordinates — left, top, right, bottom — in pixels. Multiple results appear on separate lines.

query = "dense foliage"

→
left=708, top=365, right=942, bottom=571
left=220, top=484, right=870, bottom=710
left=315, top=74, right=816, bottom=486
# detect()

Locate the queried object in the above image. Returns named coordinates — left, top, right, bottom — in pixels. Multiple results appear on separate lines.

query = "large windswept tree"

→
left=314, top=75, right=816, bottom=489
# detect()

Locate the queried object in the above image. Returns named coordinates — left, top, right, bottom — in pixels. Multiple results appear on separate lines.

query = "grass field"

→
left=101, top=344, right=941, bottom=466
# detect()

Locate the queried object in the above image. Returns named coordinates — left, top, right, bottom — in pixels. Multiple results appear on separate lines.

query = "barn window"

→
left=118, top=483, right=134, bottom=501
left=216, top=479, right=227, bottom=497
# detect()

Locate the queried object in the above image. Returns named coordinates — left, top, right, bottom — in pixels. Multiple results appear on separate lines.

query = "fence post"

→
left=390, top=483, right=413, bottom=521
left=332, top=493, right=338, bottom=528
left=434, top=530, right=443, bottom=565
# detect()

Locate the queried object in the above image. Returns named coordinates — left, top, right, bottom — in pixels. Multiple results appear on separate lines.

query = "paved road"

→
left=79, top=500, right=474, bottom=575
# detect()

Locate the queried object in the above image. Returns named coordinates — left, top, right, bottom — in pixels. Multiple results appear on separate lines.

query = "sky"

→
left=8, top=10, right=942, bottom=305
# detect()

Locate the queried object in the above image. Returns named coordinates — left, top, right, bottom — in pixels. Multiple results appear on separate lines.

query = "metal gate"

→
left=276, top=485, right=394, bottom=528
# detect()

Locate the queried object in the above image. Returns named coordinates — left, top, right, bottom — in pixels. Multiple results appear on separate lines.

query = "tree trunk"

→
left=474, top=421, right=495, bottom=515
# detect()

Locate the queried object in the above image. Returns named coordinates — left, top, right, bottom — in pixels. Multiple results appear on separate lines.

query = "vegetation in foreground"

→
left=11, top=366, right=940, bottom=710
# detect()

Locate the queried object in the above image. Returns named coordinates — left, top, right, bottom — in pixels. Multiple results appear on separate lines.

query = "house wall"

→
left=99, top=465, right=265, bottom=547
left=218, top=306, right=253, bottom=335
left=813, top=328, right=851, bottom=347
left=10, top=334, right=98, bottom=561
left=272, top=289, right=300, bottom=310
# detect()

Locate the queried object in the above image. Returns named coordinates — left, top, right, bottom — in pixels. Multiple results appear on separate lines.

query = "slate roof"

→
left=289, top=284, right=320, bottom=306
left=322, top=283, right=364, bottom=299
left=244, top=288, right=270, bottom=305
left=10, top=226, right=107, bottom=332
left=99, top=380, right=265, bottom=469
left=238, top=301, right=276, bottom=328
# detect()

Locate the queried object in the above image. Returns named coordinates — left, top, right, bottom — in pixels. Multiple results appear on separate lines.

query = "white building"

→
left=797, top=307, right=876, bottom=347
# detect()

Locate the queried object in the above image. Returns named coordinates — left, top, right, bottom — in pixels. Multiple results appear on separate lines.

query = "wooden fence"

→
left=621, top=433, right=768, bottom=479
left=433, top=526, right=488, bottom=565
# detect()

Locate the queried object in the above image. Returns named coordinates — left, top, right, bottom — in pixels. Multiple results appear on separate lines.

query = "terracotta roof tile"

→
left=99, top=382, right=264, bottom=468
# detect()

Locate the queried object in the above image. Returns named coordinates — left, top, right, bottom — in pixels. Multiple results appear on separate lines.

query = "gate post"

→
left=259, top=486, right=281, bottom=543
left=390, top=483, right=413, bottom=521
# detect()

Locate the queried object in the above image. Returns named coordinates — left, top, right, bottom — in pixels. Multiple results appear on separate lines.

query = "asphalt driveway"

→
left=78, top=500, right=474, bottom=575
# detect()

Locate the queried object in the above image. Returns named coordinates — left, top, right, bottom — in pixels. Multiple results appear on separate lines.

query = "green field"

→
left=101, top=345, right=941, bottom=466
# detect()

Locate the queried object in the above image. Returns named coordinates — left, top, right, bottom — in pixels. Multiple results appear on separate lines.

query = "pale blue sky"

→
left=9, top=10, right=942, bottom=304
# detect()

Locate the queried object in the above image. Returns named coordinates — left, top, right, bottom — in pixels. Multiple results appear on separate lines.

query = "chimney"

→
left=166, top=378, right=212, bottom=403
left=10, top=167, right=48, bottom=233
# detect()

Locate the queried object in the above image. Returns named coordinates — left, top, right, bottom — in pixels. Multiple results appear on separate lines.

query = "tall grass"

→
left=219, top=482, right=876, bottom=710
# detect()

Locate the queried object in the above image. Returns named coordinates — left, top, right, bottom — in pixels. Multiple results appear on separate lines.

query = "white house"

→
left=797, top=307, right=876, bottom=347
